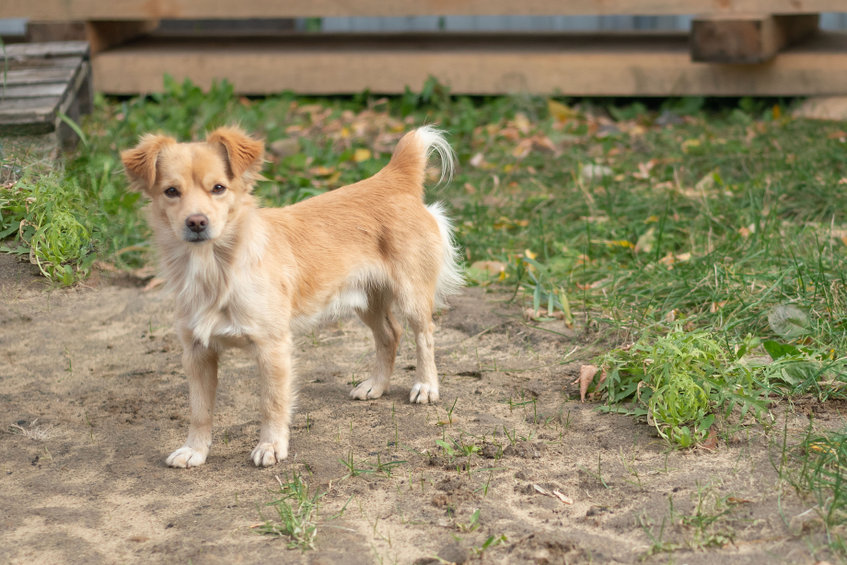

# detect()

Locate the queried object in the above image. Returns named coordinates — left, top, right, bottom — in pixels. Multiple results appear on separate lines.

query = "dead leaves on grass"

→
left=575, top=364, right=606, bottom=402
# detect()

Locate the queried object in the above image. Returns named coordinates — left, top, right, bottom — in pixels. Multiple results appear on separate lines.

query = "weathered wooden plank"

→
left=0, top=96, right=61, bottom=120
left=3, top=41, right=90, bottom=58
left=2, top=67, right=78, bottom=87
left=91, top=32, right=847, bottom=96
left=691, top=14, right=820, bottom=63
left=2, top=0, right=845, bottom=19
left=6, top=57, right=84, bottom=72
left=0, top=82, right=68, bottom=99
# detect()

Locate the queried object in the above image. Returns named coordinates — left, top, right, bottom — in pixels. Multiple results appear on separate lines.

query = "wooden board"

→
left=92, top=32, right=847, bottom=96
left=691, top=14, right=820, bottom=63
left=0, top=41, right=92, bottom=139
left=2, top=0, right=846, bottom=20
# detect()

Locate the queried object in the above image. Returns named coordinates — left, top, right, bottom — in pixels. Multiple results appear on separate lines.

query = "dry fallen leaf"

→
left=552, top=490, right=574, bottom=505
left=352, top=148, right=372, bottom=162
left=532, top=484, right=574, bottom=505
left=700, top=425, right=719, bottom=451
left=576, top=364, right=600, bottom=402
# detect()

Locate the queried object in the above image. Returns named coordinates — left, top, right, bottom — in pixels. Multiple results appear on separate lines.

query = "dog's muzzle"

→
left=184, top=214, right=210, bottom=242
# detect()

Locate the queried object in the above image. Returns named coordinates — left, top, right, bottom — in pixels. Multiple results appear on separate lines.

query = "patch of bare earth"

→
left=0, top=268, right=837, bottom=564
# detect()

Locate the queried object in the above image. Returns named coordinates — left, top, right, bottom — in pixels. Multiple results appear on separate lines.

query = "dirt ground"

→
left=0, top=253, right=841, bottom=564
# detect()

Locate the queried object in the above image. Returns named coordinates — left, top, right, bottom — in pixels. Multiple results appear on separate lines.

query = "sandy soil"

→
left=0, top=253, right=840, bottom=564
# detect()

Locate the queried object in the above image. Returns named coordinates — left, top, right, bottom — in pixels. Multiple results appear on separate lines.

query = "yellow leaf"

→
left=681, top=138, right=701, bottom=153
left=524, top=249, right=538, bottom=260
left=340, top=127, right=351, bottom=139
left=514, top=112, right=531, bottom=134
left=353, top=148, right=371, bottom=162
left=547, top=99, right=576, bottom=123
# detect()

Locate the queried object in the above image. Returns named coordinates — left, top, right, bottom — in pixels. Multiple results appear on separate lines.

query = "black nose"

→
left=185, top=214, right=209, bottom=233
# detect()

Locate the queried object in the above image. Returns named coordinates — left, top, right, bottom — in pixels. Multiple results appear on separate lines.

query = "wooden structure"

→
left=2, top=1, right=847, bottom=96
left=0, top=42, right=92, bottom=146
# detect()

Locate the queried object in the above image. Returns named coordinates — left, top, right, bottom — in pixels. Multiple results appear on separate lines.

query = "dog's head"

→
left=122, top=126, right=264, bottom=244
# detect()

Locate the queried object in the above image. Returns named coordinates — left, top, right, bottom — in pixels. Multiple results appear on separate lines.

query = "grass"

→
left=256, top=472, right=325, bottom=550
left=3, top=77, right=847, bottom=556
left=781, top=425, right=847, bottom=552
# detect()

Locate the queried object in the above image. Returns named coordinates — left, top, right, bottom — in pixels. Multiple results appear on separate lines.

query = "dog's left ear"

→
left=207, top=126, right=265, bottom=182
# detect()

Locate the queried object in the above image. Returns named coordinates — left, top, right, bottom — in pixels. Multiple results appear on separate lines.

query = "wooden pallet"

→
left=3, top=1, right=847, bottom=96
left=0, top=42, right=92, bottom=145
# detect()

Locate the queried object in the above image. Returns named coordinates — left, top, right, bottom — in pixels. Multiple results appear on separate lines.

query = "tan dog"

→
left=121, top=126, right=462, bottom=468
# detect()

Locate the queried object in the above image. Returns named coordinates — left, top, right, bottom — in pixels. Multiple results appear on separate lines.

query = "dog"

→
left=121, top=125, right=462, bottom=468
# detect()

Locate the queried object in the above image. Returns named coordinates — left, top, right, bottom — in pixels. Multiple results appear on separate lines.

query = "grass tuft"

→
left=256, top=472, right=324, bottom=550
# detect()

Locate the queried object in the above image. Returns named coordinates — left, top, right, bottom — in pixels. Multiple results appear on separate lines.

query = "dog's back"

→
left=262, top=127, right=462, bottom=323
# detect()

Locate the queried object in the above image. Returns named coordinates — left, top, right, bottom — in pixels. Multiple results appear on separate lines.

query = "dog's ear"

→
left=206, top=126, right=265, bottom=182
left=121, top=134, right=176, bottom=191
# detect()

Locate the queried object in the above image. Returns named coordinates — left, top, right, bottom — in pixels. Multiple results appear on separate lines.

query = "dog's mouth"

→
left=182, top=229, right=211, bottom=243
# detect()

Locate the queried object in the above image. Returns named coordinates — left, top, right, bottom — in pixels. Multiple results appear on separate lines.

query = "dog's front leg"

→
left=250, top=333, right=294, bottom=466
left=167, top=338, right=219, bottom=468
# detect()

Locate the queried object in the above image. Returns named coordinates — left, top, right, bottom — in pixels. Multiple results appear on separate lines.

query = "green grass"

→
left=784, top=426, right=847, bottom=552
left=3, top=77, right=847, bottom=555
left=256, top=472, right=324, bottom=550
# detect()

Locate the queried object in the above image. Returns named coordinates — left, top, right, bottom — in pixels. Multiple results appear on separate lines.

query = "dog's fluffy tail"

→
left=385, top=126, right=455, bottom=196
left=426, top=201, right=465, bottom=309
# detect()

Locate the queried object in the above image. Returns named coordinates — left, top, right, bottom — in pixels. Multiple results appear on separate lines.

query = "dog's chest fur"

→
left=165, top=233, right=275, bottom=348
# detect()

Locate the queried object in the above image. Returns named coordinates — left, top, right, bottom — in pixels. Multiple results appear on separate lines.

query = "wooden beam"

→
left=91, top=32, right=847, bottom=97
left=691, top=14, right=819, bottom=63
left=85, top=21, right=160, bottom=54
left=26, top=21, right=87, bottom=43
left=1, top=0, right=845, bottom=20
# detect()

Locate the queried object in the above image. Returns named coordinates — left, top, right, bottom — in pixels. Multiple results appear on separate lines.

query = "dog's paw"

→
left=166, top=446, right=208, bottom=468
left=410, top=383, right=439, bottom=404
left=349, top=378, right=387, bottom=400
left=251, top=441, right=288, bottom=467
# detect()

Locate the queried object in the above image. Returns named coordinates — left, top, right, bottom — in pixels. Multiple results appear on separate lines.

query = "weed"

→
left=578, top=453, right=610, bottom=490
left=596, top=328, right=771, bottom=448
left=470, top=534, right=507, bottom=557
left=456, top=508, right=481, bottom=533
left=256, top=472, right=324, bottom=550
left=785, top=424, right=847, bottom=549
left=339, top=449, right=405, bottom=478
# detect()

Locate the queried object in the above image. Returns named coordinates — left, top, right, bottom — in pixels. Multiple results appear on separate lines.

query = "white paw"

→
left=410, top=383, right=439, bottom=404
left=251, top=441, right=288, bottom=467
left=166, top=446, right=208, bottom=468
left=350, top=378, right=387, bottom=400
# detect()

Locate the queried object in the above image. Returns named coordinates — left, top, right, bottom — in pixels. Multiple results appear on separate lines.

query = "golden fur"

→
left=122, top=126, right=461, bottom=467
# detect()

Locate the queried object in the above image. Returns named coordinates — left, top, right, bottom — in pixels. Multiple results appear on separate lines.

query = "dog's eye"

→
left=211, top=184, right=227, bottom=194
left=164, top=187, right=180, bottom=198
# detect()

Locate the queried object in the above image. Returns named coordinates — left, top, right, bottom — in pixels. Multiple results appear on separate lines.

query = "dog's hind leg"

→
left=350, top=289, right=402, bottom=400
left=167, top=337, right=219, bottom=468
left=407, top=298, right=440, bottom=404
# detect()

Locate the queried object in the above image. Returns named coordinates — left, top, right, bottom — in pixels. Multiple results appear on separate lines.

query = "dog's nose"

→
left=185, top=214, right=209, bottom=233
